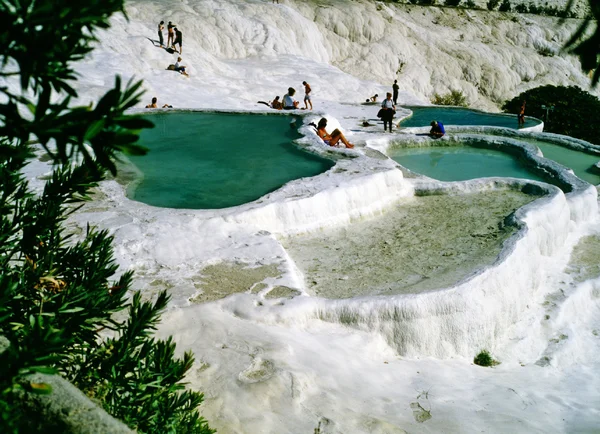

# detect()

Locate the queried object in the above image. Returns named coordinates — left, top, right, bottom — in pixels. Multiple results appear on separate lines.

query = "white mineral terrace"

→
left=19, top=0, right=600, bottom=432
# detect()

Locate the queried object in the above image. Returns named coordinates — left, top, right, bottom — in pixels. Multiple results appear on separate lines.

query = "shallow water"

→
left=129, top=112, right=334, bottom=209
left=388, top=146, right=545, bottom=182
left=283, top=190, right=536, bottom=298
left=528, top=140, right=600, bottom=185
left=400, top=106, right=540, bottom=129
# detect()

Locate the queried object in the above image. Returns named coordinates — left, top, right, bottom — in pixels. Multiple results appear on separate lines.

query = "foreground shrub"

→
left=503, top=85, right=600, bottom=146
left=431, top=89, right=468, bottom=107
left=0, top=0, right=213, bottom=432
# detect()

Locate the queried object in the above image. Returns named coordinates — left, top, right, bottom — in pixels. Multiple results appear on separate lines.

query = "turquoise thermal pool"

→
left=389, top=146, right=545, bottom=182
left=399, top=106, right=540, bottom=129
left=129, top=112, right=334, bottom=209
left=530, top=140, right=600, bottom=185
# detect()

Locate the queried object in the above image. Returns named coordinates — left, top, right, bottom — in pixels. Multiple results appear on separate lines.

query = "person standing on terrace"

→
left=392, top=79, right=399, bottom=105
left=303, top=81, right=313, bottom=110
left=158, top=21, right=165, bottom=48
left=380, top=92, right=395, bottom=133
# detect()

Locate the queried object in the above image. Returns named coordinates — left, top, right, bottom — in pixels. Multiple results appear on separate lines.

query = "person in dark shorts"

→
left=430, top=120, right=445, bottom=138
left=158, top=21, right=164, bottom=47
left=167, top=21, right=175, bottom=48
left=173, top=27, right=183, bottom=54
left=392, top=79, right=399, bottom=105
left=380, top=92, right=395, bottom=132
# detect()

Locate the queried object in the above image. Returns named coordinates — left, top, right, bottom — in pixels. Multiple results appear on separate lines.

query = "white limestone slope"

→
left=74, top=0, right=595, bottom=111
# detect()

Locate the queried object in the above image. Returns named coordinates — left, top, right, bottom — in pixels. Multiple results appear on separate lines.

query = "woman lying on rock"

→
left=313, top=117, right=354, bottom=149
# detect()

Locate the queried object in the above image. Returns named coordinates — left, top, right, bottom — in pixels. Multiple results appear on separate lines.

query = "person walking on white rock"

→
left=380, top=92, right=395, bottom=133
left=173, top=27, right=183, bottom=54
left=302, top=81, right=312, bottom=110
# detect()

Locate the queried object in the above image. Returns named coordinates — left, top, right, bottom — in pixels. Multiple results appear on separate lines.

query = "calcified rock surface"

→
left=68, top=0, right=596, bottom=112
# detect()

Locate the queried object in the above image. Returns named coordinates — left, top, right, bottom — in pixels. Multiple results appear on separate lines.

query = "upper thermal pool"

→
left=399, top=106, right=541, bottom=129
left=126, top=112, right=334, bottom=209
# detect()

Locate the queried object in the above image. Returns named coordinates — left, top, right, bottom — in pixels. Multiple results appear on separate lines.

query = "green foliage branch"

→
left=0, top=0, right=213, bottom=432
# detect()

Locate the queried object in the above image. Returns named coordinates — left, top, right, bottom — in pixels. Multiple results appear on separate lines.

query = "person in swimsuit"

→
left=158, top=21, right=165, bottom=48
left=302, top=81, right=312, bottom=110
left=173, top=28, right=183, bottom=54
left=146, top=97, right=158, bottom=108
left=315, top=117, right=354, bottom=149
left=167, top=21, right=175, bottom=48
left=518, top=100, right=526, bottom=126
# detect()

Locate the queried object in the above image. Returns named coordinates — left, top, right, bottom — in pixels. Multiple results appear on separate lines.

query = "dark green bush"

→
left=498, top=0, right=511, bottom=12
left=503, top=85, right=600, bottom=146
left=474, top=350, right=498, bottom=367
left=514, top=3, right=527, bottom=13
left=444, top=0, right=461, bottom=6
left=486, top=0, right=500, bottom=10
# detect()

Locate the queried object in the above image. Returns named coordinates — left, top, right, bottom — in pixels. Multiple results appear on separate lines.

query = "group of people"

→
left=158, top=21, right=183, bottom=54
left=259, top=81, right=313, bottom=110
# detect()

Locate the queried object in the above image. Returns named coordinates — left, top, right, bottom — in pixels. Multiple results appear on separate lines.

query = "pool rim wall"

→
left=397, top=104, right=544, bottom=131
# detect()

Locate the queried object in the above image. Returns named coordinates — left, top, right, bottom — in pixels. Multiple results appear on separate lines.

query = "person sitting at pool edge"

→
left=283, top=87, right=299, bottom=109
left=145, top=97, right=172, bottom=108
left=430, top=120, right=445, bottom=138
left=315, top=117, right=354, bottom=149
left=271, top=96, right=282, bottom=109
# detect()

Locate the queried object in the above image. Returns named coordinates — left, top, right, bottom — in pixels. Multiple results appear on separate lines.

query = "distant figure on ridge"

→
left=174, top=57, right=189, bottom=76
left=379, top=92, right=395, bottom=133
left=315, top=118, right=354, bottom=149
left=302, top=81, right=312, bottom=110
left=283, top=87, right=299, bottom=109
left=167, top=21, right=175, bottom=48
left=392, top=79, right=399, bottom=105
left=173, top=27, right=183, bottom=54
left=430, top=120, right=445, bottom=138
left=518, top=100, right=526, bottom=126
left=157, top=21, right=165, bottom=48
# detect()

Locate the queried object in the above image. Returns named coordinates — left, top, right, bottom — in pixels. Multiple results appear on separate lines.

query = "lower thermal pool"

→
left=282, top=189, right=537, bottom=298
left=128, top=112, right=334, bottom=209
left=399, top=106, right=540, bottom=129
left=388, top=146, right=545, bottom=182
left=530, top=140, right=600, bottom=185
